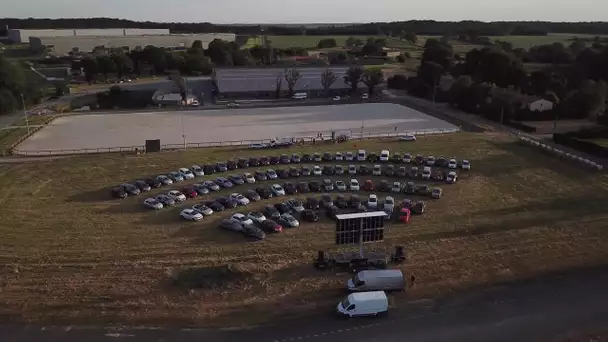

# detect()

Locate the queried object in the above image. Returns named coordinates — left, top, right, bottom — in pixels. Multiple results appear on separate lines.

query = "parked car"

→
left=269, top=156, right=280, bottom=165
left=291, top=154, right=301, bottom=163
left=178, top=168, right=195, bottom=180
left=266, top=169, right=278, bottom=180
left=378, top=180, right=390, bottom=192
left=228, top=174, right=245, bottom=185
left=435, top=156, right=448, bottom=168
left=358, top=165, right=370, bottom=175
left=391, top=182, right=401, bottom=193
left=426, top=156, right=436, bottom=166
left=216, top=162, right=228, bottom=172
left=255, top=187, right=273, bottom=199
left=415, top=185, right=431, bottom=196
left=461, top=160, right=471, bottom=170
left=205, top=200, right=225, bottom=212
left=302, top=154, right=312, bottom=163
left=403, top=153, right=412, bottom=164
left=203, top=164, right=215, bottom=175
left=143, top=198, right=163, bottom=210
left=249, top=157, right=260, bottom=167
left=335, top=152, right=344, bottom=161
left=398, top=208, right=411, bottom=223
left=302, top=209, right=319, bottom=222
left=219, top=219, right=244, bottom=232
left=244, top=173, right=256, bottom=184
left=263, top=205, right=281, bottom=220
left=401, top=199, right=413, bottom=209
left=323, top=179, right=335, bottom=192
left=276, top=168, right=289, bottom=179
left=335, top=180, right=347, bottom=191
left=181, top=186, right=198, bottom=198
left=363, top=180, right=375, bottom=191
left=286, top=198, right=305, bottom=213
left=230, top=213, right=254, bottom=226
left=323, top=165, right=335, bottom=175
left=335, top=165, right=345, bottom=175
left=313, top=165, right=323, bottom=176
left=446, top=171, right=458, bottom=184
left=431, top=187, right=443, bottom=199
left=145, top=178, right=163, bottom=188
left=414, top=154, right=425, bottom=165
left=379, top=150, right=390, bottom=162
left=411, top=201, right=427, bottom=215
left=404, top=182, right=416, bottom=194
left=274, top=202, right=292, bottom=214
left=301, top=166, right=311, bottom=176
left=321, top=194, right=334, bottom=208
left=348, top=195, right=362, bottom=208
left=298, top=181, right=310, bottom=193
left=335, top=194, right=348, bottom=209
left=399, top=134, right=416, bottom=141
left=192, top=183, right=210, bottom=195
left=408, top=166, right=419, bottom=178
left=271, top=184, right=286, bottom=196
left=279, top=213, right=300, bottom=228
left=245, top=189, right=262, bottom=202
left=391, top=153, right=402, bottom=164
left=254, top=171, right=268, bottom=181
left=215, top=177, right=234, bottom=188
left=120, top=183, right=141, bottom=196
left=168, top=171, right=185, bottom=182
left=367, top=152, right=378, bottom=163
left=134, top=180, right=152, bottom=192
left=396, top=166, right=408, bottom=177
left=313, top=153, right=322, bottom=162
left=384, top=196, right=395, bottom=211
left=259, top=156, right=270, bottom=166
left=384, top=165, right=395, bottom=177
left=192, top=204, right=214, bottom=216
left=326, top=205, right=340, bottom=220
left=181, top=208, right=204, bottom=221
left=433, top=170, right=445, bottom=181
left=203, top=180, right=220, bottom=191
left=322, top=152, right=333, bottom=161
left=283, top=182, right=298, bottom=194
left=422, top=167, right=432, bottom=180
left=248, top=211, right=269, bottom=225
left=349, top=179, right=360, bottom=191
left=373, top=165, right=382, bottom=176
left=156, top=194, right=176, bottom=206
left=280, top=154, right=291, bottom=164
left=237, top=158, right=249, bottom=168
left=226, top=160, right=238, bottom=170
left=345, top=151, right=354, bottom=161
left=216, top=196, right=238, bottom=209
left=348, top=165, right=357, bottom=175
left=288, top=167, right=300, bottom=177
left=260, top=219, right=283, bottom=233
left=230, top=193, right=250, bottom=206
left=367, top=194, right=379, bottom=209
left=309, top=180, right=322, bottom=192
left=306, top=196, right=320, bottom=210
left=168, top=190, right=187, bottom=202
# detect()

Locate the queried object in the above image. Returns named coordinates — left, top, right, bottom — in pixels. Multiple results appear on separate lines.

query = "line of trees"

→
left=0, top=56, right=43, bottom=115
left=4, top=18, right=608, bottom=36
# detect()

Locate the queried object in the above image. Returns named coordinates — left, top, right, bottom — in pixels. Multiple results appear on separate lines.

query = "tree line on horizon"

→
left=3, top=18, right=608, bottom=36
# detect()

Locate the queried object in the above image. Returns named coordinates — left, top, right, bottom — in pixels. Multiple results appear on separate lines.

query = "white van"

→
left=347, top=269, right=405, bottom=292
left=336, top=291, right=388, bottom=317
left=357, top=150, right=367, bottom=162
left=380, top=150, right=390, bottom=162
left=292, top=92, right=308, bottom=100
left=422, top=166, right=432, bottom=180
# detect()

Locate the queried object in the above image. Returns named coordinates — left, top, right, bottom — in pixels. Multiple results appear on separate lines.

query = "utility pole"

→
left=20, top=93, right=30, bottom=135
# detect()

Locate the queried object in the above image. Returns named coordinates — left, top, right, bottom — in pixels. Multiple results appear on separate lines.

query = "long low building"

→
left=7, top=28, right=171, bottom=42
left=213, top=67, right=366, bottom=99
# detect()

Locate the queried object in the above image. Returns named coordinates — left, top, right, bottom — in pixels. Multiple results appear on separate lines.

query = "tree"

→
left=418, top=61, right=444, bottom=88
left=387, top=74, right=408, bottom=89
left=317, top=38, right=337, bottom=49
left=404, top=32, right=418, bottom=44
left=141, top=45, right=167, bottom=74
left=320, top=69, right=338, bottom=96
left=96, top=55, right=116, bottom=81
left=346, top=37, right=364, bottom=47
left=0, top=56, right=42, bottom=115
left=81, top=57, right=98, bottom=84
left=191, top=40, right=203, bottom=50
left=112, top=54, right=133, bottom=79
left=362, top=69, right=384, bottom=96
left=362, top=40, right=384, bottom=56
left=448, top=75, right=473, bottom=108
left=284, top=68, right=301, bottom=96
left=275, top=75, right=282, bottom=99
left=344, top=66, right=364, bottom=93
left=207, top=39, right=234, bottom=66
left=421, top=42, right=453, bottom=69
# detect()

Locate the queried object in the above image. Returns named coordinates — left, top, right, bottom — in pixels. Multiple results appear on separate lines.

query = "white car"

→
left=168, top=171, right=184, bottom=182
left=447, top=171, right=458, bottom=184
left=336, top=180, right=347, bottom=191
left=313, top=153, right=322, bottom=162
left=461, top=160, right=471, bottom=170
left=244, top=173, right=256, bottom=184
left=345, top=152, right=354, bottom=161
left=249, top=143, right=268, bottom=149
left=267, top=169, right=278, bottom=180
left=348, top=165, right=357, bottom=175
left=361, top=93, right=369, bottom=100
left=313, top=165, right=322, bottom=176
left=144, top=198, right=163, bottom=210
left=379, top=150, right=390, bottom=162
left=192, top=204, right=214, bottom=216
left=179, top=168, right=195, bottom=180
left=168, top=190, right=187, bottom=202
left=271, top=184, right=286, bottom=196
left=230, top=213, right=254, bottom=226
left=448, top=159, right=458, bottom=169
left=426, top=156, right=436, bottom=166
left=431, top=188, right=443, bottom=199
left=349, top=179, right=360, bottom=191
left=156, top=175, right=173, bottom=185
left=191, top=165, right=205, bottom=177
left=279, top=213, right=300, bottom=228
left=422, top=167, right=432, bottom=180
left=384, top=196, right=395, bottom=211
left=367, top=194, right=378, bottom=209
left=230, top=193, right=250, bottom=206
left=373, top=165, right=382, bottom=176
left=335, top=152, right=344, bottom=161
left=180, top=208, right=203, bottom=221
left=247, top=211, right=267, bottom=224
left=403, top=153, right=412, bottom=163
left=391, top=182, right=401, bottom=193
left=357, top=150, right=366, bottom=162
left=399, top=134, right=417, bottom=141
left=333, top=96, right=341, bottom=101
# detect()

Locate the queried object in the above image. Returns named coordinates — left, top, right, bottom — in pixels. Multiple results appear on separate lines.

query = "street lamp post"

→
left=20, top=93, right=30, bottom=135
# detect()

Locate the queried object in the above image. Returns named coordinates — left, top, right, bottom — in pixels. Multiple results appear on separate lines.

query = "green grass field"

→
left=0, top=132, right=607, bottom=327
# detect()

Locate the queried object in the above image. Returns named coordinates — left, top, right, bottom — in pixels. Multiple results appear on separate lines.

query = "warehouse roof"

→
left=214, top=67, right=365, bottom=93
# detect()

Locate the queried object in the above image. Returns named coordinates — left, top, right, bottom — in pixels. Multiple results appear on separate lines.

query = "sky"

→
left=3, top=0, right=606, bottom=23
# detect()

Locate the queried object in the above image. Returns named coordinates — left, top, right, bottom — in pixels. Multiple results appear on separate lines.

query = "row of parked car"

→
left=111, top=150, right=471, bottom=198
left=138, top=177, right=443, bottom=211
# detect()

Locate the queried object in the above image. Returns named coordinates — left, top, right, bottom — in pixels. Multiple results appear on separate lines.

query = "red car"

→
left=260, top=220, right=283, bottom=233
left=398, top=208, right=411, bottom=223
left=363, top=180, right=375, bottom=191
left=182, top=186, right=198, bottom=199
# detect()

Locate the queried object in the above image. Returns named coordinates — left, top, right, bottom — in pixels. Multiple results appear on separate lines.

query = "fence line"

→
left=12, top=128, right=460, bottom=156
left=516, top=135, right=604, bottom=171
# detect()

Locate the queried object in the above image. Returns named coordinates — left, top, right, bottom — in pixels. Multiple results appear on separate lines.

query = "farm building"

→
left=212, top=67, right=366, bottom=99
left=7, top=28, right=236, bottom=54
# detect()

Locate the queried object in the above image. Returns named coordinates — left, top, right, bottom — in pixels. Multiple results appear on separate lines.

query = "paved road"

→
left=2, top=266, right=607, bottom=342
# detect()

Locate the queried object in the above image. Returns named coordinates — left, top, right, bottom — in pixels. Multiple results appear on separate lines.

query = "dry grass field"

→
left=0, top=132, right=607, bottom=328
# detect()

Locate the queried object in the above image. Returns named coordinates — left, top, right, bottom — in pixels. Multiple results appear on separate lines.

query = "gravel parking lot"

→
left=16, top=103, right=458, bottom=153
